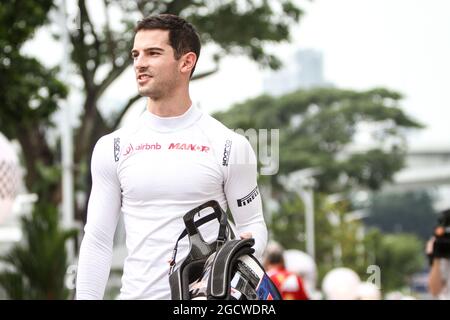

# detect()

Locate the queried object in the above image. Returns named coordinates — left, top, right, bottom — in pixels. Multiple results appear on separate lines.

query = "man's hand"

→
left=240, top=232, right=253, bottom=239
left=426, top=237, right=435, bottom=256
left=426, top=236, right=436, bottom=266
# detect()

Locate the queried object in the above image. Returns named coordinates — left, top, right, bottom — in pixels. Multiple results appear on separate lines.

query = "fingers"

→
left=240, top=232, right=252, bottom=239
left=426, top=237, right=436, bottom=255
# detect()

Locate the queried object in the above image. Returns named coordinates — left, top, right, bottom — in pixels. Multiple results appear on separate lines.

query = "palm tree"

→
left=0, top=201, right=77, bottom=299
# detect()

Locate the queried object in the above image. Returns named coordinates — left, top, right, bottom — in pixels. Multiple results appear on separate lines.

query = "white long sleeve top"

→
left=75, top=105, right=268, bottom=300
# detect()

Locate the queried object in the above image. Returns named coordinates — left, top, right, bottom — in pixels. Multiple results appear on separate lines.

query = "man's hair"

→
left=135, top=14, right=201, bottom=78
left=266, top=250, right=285, bottom=265
left=264, top=242, right=285, bottom=266
left=438, top=208, right=450, bottom=226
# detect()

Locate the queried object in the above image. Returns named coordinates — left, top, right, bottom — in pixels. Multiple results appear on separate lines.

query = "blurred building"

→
left=345, top=142, right=450, bottom=210
left=387, top=145, right=450, bottom=210
left=392, top=146, right=450, bottom=190
left=262, top=48, right=331, bottom=96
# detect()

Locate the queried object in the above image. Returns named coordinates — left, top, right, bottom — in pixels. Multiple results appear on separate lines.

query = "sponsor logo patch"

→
left=168, top=143, right=210, bottom=153
left=222, top=139, right=232, bottom=166
left=123, top=142, right=161, bottom=156
left=237, top=186, right=259, bottom=207
left=114, top=138, right=120, bottom=162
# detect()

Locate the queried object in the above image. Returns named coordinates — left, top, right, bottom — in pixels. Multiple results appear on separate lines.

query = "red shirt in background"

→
left=267, top=267, right=309, bottom=300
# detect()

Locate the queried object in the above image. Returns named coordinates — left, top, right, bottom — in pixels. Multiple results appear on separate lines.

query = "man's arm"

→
left=76, top=135, right=122, bottom=299
left=426, top=237, right=446, bottom=297
left=429, top=258, right=444, bottom=297
left=224, top=134, right=268, bottom=260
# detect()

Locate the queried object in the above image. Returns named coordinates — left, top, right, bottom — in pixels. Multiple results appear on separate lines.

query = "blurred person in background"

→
left=356, top=282, right=381, bottom=300
left=264, top=242, right=309, bottom=300
left=321, top=267, right=361, bottom=300
left=283, top=249, right=320, bottom=299
left=426, top=209, right=450, bottom=299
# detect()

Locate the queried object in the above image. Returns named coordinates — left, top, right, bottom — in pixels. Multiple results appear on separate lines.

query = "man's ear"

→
left=180, top=52, right=197, bottom=75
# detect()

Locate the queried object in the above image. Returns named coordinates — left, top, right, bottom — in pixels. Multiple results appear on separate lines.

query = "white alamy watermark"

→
left=65, top=264, right=77, bottom=290
left=366, top=264, right=381, bottom=289
left=233, top=129, right=279, bottom=176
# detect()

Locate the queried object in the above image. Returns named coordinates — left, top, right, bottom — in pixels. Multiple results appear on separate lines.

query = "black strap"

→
left=183, top=200, right=228, bottom=242
left=169, top=201, right=235, bottom=275
left=178, top=211, right=220, bottom=242
left=208, top=238, right=255, bottom=299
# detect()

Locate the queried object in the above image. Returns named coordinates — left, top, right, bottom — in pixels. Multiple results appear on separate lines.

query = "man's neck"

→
left=146, top=88, right=192, bottom=117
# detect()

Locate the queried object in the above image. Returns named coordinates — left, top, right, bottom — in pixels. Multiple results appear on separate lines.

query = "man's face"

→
left=131, top=29, right=180, bottom=100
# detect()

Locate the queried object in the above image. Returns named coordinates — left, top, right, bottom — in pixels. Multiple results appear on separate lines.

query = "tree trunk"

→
left=16, top=124, right=61, bottom=204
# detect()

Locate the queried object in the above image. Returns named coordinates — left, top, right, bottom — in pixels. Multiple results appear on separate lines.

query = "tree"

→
left=365, top=190, right=438, bottom=240
left=0, top=0, right=305, bottom=296
left=0, top=0, right=67, bottom=202
left=214, top=86, right=424, bottom=291
left=270, top=193, right=376, bottom=285
left=269, top=193, right=427, bottom=293
left=213, top=87, right=423, bottom=193
left=0, top=0, right=77, bottom=299
left=372, top=233, right=425, bottom=292
left=0, top=202, right=78, bottom=299
left=1, top=0, right=305, bottom=224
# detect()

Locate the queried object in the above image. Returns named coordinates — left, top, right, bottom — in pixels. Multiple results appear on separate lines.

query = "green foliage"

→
left=0, top=0, right=74, bottom=299
left=0, top=0, right=53, bottom=47
left=0, top=163, right=78, bottom=299
left=2, top=0, right=306, bottom=223
left=269, top=195, right=308, bottom=249
left=372, top=233, right=426, bottom=292
left=366, top=190, right=438, bottom=240
left=187, top=0, right=302, bottom=69
left=0, top=202, right=78, bottom=299
left=216, top=86, right=425, bottom=293
left=0, top=0, right=67, bottom=139
left=270, top=193, right=334, bottom=255
left=110, top=0, right=303, bottom=69
left=270, top=194, right=374, bottom=284
left=0, top=0, right=307, bottom=298
left=69, top=0, right=305, bottom=169
left=269, top=194, right=426, bottom=292
left=214, top=87, right=423, bottom=192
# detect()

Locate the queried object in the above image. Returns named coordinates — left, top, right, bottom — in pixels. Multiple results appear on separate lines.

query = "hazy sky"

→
left=23, top=0, right=450, bottom=149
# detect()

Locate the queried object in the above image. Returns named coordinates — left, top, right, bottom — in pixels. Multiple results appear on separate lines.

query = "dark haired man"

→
left=76, top=14, right=267, bottom=300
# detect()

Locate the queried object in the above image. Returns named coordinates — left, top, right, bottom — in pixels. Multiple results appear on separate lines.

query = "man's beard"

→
left=139, top=84, right=164, bottom=100
left=138, top=74, right=178, bottom=101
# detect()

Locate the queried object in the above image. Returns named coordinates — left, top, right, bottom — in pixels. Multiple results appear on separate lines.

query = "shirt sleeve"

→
left=76, top=135, right=122, bottom=299
left=224, top=134, right=268, bottom=260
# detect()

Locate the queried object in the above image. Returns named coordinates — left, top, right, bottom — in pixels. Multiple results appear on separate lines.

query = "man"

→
left=427, top=209, right=450, bottom=299
left=427, top=238, right=450, bottom=299
left=264, top=242, right=309, bottom=300
left=76, top=14, right=268, bottom=300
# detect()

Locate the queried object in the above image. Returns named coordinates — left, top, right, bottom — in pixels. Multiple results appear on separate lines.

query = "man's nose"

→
left=134, top=54, right=148, bottom=70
